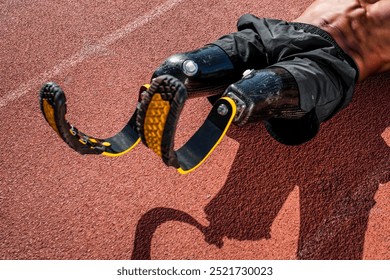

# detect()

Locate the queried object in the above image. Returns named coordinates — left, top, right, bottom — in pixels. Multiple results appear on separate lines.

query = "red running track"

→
left=0, top=0, right=389, bottom=260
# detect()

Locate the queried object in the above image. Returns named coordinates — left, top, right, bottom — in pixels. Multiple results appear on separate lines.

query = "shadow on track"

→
left=131, top=73, right=390, bottom=260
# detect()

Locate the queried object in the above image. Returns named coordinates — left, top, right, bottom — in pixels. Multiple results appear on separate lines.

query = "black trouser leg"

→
left=212, top=15, right=358, bottom=144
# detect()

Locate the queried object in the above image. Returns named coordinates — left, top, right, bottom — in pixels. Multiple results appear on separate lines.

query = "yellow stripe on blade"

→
left=42, top=99, right=60, bottom=136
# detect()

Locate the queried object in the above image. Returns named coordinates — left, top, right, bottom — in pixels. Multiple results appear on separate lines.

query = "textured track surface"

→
left=0, top=0, right=389, bottom=260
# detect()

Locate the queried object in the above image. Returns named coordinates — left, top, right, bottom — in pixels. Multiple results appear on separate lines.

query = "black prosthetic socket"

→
left=223, top=67, right=306, bottom=127
left=152, top=45, right=241, bottom=99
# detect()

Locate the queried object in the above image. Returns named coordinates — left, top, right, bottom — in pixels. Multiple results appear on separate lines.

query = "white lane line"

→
left=0, top=0, right=185, bottom=109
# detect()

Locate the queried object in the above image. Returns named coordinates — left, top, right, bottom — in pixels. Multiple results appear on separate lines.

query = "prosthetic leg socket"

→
left=223, top=67, right=306, bottom=127
left=152, top=45, right=241, bottom=99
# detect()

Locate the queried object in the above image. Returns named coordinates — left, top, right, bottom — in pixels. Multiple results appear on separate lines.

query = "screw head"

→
left=217, top=104, right=229, bottom=116
left=182, top=60, right=198, bottom=76
left=242, top=69, right=254, bottom=78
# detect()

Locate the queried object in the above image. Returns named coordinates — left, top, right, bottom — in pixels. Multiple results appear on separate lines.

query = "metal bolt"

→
left=242, top=69, right=254, bottom=78
left=217, top=104, right=229, bottom=116
left=182, top=60, right=198, bottom=76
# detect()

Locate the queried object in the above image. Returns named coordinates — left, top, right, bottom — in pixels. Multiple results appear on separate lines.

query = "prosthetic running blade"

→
left=39, top=82, right=140, bottom=157
left=137, top=75, right=236, bottom=174
left=39, top=77, right=236, bottom=174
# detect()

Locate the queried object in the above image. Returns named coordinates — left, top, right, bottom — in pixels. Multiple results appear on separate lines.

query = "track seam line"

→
left=0, top=0, right=186, bottom=109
